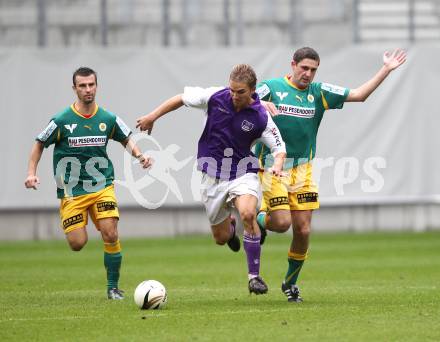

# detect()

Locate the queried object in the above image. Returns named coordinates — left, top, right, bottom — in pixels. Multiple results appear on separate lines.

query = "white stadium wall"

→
left=1, top=44, right=440, bottom=239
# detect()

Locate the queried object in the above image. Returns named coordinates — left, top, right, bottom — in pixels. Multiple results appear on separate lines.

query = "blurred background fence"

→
left=1, top=0, right=439, bottom=239
left=2, top=0, right=440, bottom=48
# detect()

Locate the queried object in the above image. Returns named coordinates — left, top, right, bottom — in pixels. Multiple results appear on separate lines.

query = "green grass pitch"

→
left=1, top=231, right=439, bottom=341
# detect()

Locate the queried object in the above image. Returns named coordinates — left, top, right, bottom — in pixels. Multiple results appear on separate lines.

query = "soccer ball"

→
left=134, top=280, right=167, bottom=310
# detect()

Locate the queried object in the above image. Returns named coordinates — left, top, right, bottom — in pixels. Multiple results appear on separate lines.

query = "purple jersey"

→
left=183, top=87, right=284, bottom=180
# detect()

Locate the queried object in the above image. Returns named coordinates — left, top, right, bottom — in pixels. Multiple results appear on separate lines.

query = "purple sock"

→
left=243, top=231, right=261, bottom=278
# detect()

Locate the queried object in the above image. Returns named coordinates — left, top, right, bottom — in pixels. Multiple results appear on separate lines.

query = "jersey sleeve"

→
left=256, top=82, right=272, bottom=101
left=257, top=113, right=286, bottom=156
left=318, top=82, right=350, bottom=110
left=36, top=120, right=59, bottom=148
left=112, top=116, right=132, bottom=142
left=182, top=86, right=224, bottom=109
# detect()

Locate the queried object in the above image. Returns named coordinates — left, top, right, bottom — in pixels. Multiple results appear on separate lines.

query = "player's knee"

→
left=68, top=239, right=87, bottom=251
left=239, top=210, right=256, bottom=226
left=214, top=239, right=227, bottom=246
left=268, top=211, right=291, bottom=232
left=66, top=231, right=88, bottom=251
left=296, top=222, right=311, bottom=237
left=273, top=216, right=291, bottom=232
left=102, top=230, right=118, bottom=243
left=212, top=232, right=228, bottom=245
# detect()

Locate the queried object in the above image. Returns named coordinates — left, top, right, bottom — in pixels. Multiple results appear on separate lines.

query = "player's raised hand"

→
left=136, top=114, right=155, bottom=135
left=24, top=175, right=40, bottom=190
left=383, top=48, right=406, bottom=71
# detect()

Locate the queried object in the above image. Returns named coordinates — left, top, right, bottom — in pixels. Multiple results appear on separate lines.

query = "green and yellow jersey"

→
left=36, top=104, right=131, bottom=198
left=255, top=76, right=349, bottom=168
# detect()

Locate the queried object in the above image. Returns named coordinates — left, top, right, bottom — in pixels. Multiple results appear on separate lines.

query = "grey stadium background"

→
left=1, top=0, right=440, bottom=239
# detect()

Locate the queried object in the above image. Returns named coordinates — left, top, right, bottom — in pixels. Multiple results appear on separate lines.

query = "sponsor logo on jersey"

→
left=295, top=95, right=303, bottom=102
left=276, top=91, right=288, bottom=100
left=84, top=125, right=92, bottom=131
left=241, top=120, right=254, bottom=132
left=68, top=136, right=107, bottom=147
left=270, top=127, right=283, bottom=147
left=99, top=123, right=107, bottom=132
left=256, top=84, right=270, bottom=99
left=297, top=192, right=318, bottom=204
left=277, top=104, right=315, bottom=118
left=64, top=124, right=77, bottom=133
left=269, top=196, right=289, bottom=207
left=307, top=94, right=314, bottom=103
left=116, top=116, right=131, bottom=137
left=63, top=213, right=84, bottom=230
left=97, top=201, right=117, bottom=212
left=37, top=120, right=57, bottom=142
left=321, top=83, right=346, bottom=96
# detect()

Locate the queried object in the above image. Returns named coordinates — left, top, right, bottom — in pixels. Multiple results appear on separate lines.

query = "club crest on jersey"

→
left=241, top=120, right=254, bottom=132
left=99, top=123, right=107, bottom=132
left=64, top=124, right=77, bottom=133
left=276, top=92, right=288, bottom=101
left=307, top=94, right=314, bottom=103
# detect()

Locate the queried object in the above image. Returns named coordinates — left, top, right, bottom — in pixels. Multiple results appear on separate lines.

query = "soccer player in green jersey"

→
left=255, top=47, right=406, bottom=302
left=24, top=67, right=152, bottom=300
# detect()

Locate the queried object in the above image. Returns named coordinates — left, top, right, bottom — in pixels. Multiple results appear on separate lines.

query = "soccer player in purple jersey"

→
left=137, top=64, right=286, bottom=294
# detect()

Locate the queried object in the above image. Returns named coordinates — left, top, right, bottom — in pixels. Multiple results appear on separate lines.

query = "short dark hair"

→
left=293, top=47, right=320, bottom=64
left=72, top=67, right=97, bottom=86
left=229, top=64, right=257, bottom=89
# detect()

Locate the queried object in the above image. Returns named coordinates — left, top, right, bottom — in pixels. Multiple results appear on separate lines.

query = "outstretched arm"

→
left=136, top=94, right=184, bottom=134
left=346, top=48, right=406, bottom=102
left=24, top=141, right=44, bottom=189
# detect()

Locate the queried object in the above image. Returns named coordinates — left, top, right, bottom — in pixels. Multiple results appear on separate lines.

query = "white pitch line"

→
left=135, top=307, right=306, bottom=318
left=0, top=316, right=96, bottom=323
left=0, top=307, right=302, bottom=322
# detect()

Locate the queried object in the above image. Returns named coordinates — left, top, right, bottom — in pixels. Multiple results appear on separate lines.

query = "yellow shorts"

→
left=60, top=185, right=119, bottom=234
left=259, top=162, right=319, bottom=212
